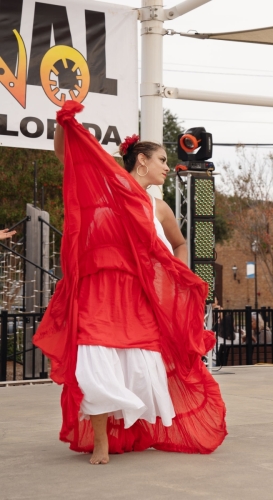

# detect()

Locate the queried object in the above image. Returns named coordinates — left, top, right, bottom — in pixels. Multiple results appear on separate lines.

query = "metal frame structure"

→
left=140, top=0, right=273, bottom=148
left=140, top=0, right=273, bottom=369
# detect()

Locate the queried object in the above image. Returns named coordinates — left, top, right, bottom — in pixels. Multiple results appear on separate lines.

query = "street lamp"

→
left=251, top=240, right=259, bottom=309
left=232, top=264, right=237, bottom=280
left=232, top=264, right=240, bottom=284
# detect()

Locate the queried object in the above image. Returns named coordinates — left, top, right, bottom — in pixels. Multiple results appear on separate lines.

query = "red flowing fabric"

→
left=33, top=100, right=227, bottom=454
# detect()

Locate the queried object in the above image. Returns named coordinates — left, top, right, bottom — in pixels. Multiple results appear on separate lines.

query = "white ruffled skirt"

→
left=75, top=345, right=175, bottom=429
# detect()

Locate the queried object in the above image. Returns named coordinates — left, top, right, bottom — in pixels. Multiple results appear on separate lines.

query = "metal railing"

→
left=0, top=310, right=47, bottom=381
left=0, top=215, right=62, bottom=314
left=213, top=306, right=273, bottom=366
left=0, top=212, right=63, bottom=381
left=2, top=305, right=272, bottom=382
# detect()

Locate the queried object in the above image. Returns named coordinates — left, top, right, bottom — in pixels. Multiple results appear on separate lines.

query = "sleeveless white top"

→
left=152, top=196, right=173, bottom=255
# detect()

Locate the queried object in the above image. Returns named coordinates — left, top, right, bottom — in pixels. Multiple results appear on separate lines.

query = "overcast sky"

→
left=101, top=0, right=273, bottom=181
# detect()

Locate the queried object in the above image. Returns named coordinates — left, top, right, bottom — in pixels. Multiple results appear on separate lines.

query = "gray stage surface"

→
left=1, top=366, right=273, bottom=500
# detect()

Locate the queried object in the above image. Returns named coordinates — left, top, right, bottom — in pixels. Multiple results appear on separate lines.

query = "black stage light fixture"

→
left=177, top=127, right=214, bottom=172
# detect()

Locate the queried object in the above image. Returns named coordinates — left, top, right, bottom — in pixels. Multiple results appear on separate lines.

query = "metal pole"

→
left=164, top=0, right=211, bottom=20
left=140, top=0, right=211, bottom=200
left=254, top=252, right=258, bottom=309
left=41, top=186, right=45, bottom=211
left=40, top=219, right=43, bottom=314
left=206, top=304, right=213, bottom=372
left=140, top=0, right=164, bottom=199
left=245, top=306, right=253, bottom=365
left=140, top=0, right=164, bottom=144
left=0, top=310, right=8, bottom=381
left=163, top=87, right=273, bottom=107
left=33, top=161, right=37, bottom=208
left=187, top=173, right=192, bottom=268
left=175, top=175, right=181, bottom=227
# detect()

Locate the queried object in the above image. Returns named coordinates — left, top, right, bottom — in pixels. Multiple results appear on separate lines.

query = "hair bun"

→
left=119, top=134, right=139, bottom=157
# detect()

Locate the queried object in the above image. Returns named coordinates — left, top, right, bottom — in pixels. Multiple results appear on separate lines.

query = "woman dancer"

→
left=33, top=101, right=226, bottom=464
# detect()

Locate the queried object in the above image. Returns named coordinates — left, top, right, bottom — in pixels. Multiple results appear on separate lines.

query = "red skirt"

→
left=77, top=269, right=161, bottom=352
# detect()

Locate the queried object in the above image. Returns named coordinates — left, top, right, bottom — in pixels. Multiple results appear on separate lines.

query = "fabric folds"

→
left=76, top=346, right=175, bottom=428
left=33, top=100, right=227, bottom=455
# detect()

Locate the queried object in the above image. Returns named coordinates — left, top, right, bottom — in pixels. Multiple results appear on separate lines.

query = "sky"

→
left=100, top=0, right=273, bottom=184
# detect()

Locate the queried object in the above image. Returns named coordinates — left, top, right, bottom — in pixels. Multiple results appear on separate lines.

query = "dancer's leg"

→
left=90, top=413, right=109, bottom=464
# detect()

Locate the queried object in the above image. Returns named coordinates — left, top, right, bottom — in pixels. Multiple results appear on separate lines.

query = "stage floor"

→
left=1, top=366, right=273, bottom=500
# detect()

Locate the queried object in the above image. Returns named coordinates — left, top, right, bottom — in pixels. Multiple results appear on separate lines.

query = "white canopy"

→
left=179, top=26, right=273, bottom=45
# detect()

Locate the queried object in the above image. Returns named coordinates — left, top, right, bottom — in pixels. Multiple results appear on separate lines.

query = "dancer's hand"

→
left=0, top=228, right=16, bottom=240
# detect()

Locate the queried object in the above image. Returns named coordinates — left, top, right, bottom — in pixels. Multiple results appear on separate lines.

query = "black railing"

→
left=0, top=310, right=47, bottom=381
left=37, top=217, right=62, bottom=314
left=0, top=213, right=62, bottom=315
left=212, top=306, right=273, bottom=366
left=1, top=305, right=273, bottom=381
left=0, top=241, right=60, bottom=280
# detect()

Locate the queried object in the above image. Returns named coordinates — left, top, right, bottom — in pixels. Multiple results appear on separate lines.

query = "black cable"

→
left=163, top=141, right=273, bottom=147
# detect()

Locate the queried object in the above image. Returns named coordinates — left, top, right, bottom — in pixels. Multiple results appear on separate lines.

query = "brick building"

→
left=215, top=231, right=273, bottom=309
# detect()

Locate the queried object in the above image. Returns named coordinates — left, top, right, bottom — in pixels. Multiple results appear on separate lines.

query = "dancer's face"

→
left=137, top=148, right=170, bottom=186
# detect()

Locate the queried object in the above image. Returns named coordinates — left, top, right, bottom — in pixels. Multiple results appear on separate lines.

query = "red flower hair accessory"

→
left=119, top=134, right=139, bottom=156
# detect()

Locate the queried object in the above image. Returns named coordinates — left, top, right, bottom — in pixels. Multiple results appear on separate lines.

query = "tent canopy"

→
left=180, top=26, right=273, bottom=45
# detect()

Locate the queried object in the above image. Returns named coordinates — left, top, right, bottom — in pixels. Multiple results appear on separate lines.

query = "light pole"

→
left=251, top=240, right=259, bottom=309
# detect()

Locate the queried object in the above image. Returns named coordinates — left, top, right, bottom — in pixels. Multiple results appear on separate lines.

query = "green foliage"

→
left=0, top=111, right=233, bottom=248
left=217, top=151, right=273, bottom=294
left=0, top=147, right=64, bottom=230
left=215, top=212, right=232, bottom=243
left=214, top=191, right=233, bottom=244
left=162, top=109, right=184, bottom=213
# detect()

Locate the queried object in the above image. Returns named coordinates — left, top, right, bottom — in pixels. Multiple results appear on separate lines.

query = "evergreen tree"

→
left=0, top=147, right=63, bottom=230
left=162, top=109, right=185, bottom=212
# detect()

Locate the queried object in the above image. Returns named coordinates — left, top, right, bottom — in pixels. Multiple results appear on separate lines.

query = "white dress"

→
left=75, top=196, right=175, bottom=428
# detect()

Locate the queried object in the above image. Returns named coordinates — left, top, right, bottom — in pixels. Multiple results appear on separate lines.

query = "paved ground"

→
left=1, top=366, right=273, bottom=500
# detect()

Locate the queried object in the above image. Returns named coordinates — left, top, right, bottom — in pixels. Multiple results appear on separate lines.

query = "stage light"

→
left=176, top=134, right=216, bottom=303
left=177, top=126, right=213, bottom=169
left=179, top=132, right=201, bottom=153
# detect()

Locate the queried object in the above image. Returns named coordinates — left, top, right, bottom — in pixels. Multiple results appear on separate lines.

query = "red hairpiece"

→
left=119, top=134, right=139, bottom=156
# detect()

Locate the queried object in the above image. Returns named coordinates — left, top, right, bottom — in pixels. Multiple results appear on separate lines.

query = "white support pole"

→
left=140, top=0, right=165, bottom=198
left=164, top=87, right=273, bottom=107
left=140, top=0, right=214, bottom=200
left=140, top=0, right=164, bottom=144
left=164, top=0, right=211, bottom=21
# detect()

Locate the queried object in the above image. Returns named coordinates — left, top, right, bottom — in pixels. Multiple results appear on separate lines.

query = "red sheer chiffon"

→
left=33, top=101, right=227, bottom=454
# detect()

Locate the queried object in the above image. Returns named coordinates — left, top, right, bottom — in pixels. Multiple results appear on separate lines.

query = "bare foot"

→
left=90, top=437, right=109, bottom=465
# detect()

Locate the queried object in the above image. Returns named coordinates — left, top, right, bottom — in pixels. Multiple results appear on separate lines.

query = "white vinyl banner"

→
left=0, top=0, right=138, bottom=153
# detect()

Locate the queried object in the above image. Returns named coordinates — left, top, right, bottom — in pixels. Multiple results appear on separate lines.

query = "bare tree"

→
left=218, top=147, right=273, bottom=295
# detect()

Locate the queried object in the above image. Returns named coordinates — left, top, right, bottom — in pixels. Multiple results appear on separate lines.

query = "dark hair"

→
left=122, top=141, right=164, bottom=173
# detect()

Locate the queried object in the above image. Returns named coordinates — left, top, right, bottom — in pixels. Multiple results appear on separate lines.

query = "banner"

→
left=0, top=0, right=138, bottom=152
left=246, top=262, right=255, bottom=279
